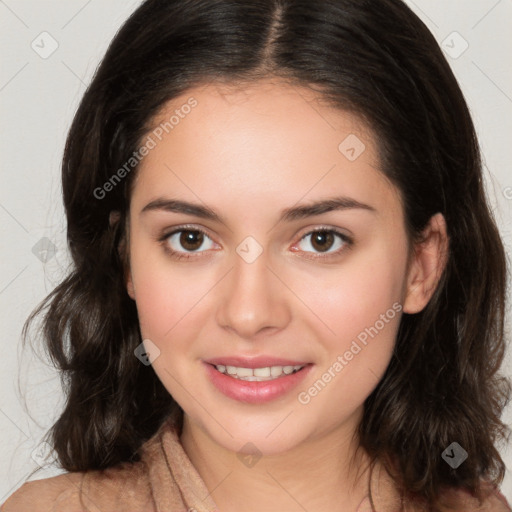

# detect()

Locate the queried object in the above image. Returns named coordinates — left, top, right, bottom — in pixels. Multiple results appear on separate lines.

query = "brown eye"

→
left=179, top=230, right=204, bottom=251
left=296, top=229, right=351, bottom=257
left=163, top=228, right=215, bottom=255
left=310, top=231, right=335, bottom=252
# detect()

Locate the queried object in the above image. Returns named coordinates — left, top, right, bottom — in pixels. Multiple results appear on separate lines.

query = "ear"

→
left=403, top=212, right=449, bottom=314
left=121, top=237, right=135, bottom=300
left=126, top=268, right=136, bottom=300
left=110, top=210, right=136, bottom=300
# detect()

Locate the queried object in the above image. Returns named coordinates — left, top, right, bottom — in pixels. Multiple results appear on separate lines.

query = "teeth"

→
left=236, top=367, right=253, bottom=377
left=270, top=366, right=282, bottom=377
left=226, top=366, right=237, bottom=375
left=254, top=367, right=270, bottom=377
left=214, top=364, right=304, bottom=381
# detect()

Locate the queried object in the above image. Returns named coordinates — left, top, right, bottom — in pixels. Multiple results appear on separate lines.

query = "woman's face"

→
left=126, top=79, right=413, bottom=455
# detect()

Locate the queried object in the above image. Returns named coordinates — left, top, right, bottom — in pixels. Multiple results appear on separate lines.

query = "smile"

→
left=203, top=359, right=313, bottom=404
left=214, top=364, right=305, bottom=381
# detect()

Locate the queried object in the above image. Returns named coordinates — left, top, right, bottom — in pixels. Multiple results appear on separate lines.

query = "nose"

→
left=215, top=248, right=292, bottom=340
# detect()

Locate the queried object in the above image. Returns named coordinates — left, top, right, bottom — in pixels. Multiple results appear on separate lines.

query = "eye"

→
left=160, top=227, right=217, bottom=260
left=158, top=226, right=353, bottom=261
left=293, top=228, right=353, bottom=259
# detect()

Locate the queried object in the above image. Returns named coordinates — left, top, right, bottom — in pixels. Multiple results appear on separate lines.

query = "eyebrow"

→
left=140, top=195, right=376, bottom=223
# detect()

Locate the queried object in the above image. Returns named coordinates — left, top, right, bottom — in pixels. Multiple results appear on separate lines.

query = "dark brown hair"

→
left=23, top=0, right=510, bottom=510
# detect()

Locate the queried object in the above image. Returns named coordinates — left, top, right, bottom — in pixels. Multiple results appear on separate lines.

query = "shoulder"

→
left=437, top=482, right=511, bottom=512
left=1, top=472, right=83, bottom=512
left=1, top=461, right=154, bottom=512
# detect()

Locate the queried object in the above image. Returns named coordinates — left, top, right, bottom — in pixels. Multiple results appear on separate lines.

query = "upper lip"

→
left=204, top=356, right=311, bottom=369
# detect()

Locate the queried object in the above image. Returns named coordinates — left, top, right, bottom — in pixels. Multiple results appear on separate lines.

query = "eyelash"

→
left=158, top=225, right=353, bottom=262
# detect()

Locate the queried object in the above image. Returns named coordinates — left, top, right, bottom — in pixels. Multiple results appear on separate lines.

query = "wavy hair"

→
left=23, top=0, right=510, bottom=509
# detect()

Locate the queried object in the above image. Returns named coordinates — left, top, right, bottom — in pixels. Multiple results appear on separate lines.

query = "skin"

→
left=125, top=78, right=448, bottom=512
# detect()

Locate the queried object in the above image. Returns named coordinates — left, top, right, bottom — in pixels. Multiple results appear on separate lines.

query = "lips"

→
left=202, top=356, right=313, bottom=404
left=204, top=356, right=310, bottom=368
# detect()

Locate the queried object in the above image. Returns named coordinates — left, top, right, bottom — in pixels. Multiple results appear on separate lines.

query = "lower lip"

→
left=203, top=362, right=312, bottom=404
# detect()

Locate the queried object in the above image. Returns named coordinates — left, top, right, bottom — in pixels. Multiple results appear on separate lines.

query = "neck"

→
left=180, top=407, right=378, bottom=512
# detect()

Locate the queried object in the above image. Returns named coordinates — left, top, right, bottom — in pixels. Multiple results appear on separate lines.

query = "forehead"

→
left=131, top=79, right=403, bottom=223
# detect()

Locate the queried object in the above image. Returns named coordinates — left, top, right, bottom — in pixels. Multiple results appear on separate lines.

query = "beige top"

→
left=2, top=411, right=510, bottom=512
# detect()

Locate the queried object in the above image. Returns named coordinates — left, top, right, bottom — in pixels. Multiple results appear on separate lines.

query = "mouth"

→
left=212, top=363, right=306, bottom=381
left=203, top=357, right=313, bottom=404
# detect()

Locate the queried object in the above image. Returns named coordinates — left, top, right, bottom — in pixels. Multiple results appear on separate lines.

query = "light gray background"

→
left=1, top=0, right=511, bottom=504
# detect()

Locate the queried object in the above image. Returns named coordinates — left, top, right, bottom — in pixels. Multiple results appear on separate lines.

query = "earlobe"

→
left=122, top=247, right=135, bottom=300
left=111, top=210, right=135, bottom=300
left=126, top=273, right=136, bottom=300
left=403, top=213, right=449, bottom=314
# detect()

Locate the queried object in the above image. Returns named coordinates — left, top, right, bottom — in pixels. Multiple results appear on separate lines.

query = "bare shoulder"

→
left=1, top=461, right=153, bottom=512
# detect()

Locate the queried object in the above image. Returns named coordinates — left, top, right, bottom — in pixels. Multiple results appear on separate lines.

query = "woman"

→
left=3, top=0, right=511, bottom=510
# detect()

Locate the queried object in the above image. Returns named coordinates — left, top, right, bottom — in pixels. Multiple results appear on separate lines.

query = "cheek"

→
left=291, top=238, right=407, bottom=410
left=295, top=274, right=403, bottom=419
left=294, top=241, right=407, bottom=345
left=129, top=241, right=210, bottom=341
